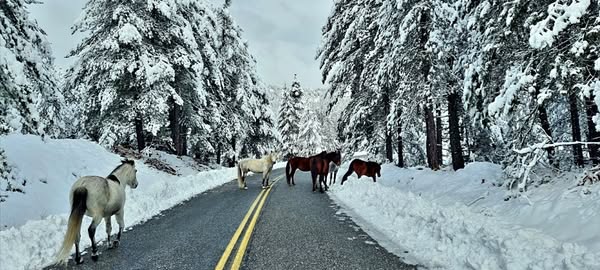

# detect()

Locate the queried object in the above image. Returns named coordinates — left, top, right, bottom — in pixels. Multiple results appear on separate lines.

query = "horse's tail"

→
left=56, top=187, right=87, bottom=265
left=285, top=161, right=291, bottom=185
left=237, top=162, right=244, bottom=189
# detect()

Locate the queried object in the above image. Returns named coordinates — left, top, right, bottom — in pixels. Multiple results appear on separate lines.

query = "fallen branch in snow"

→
left=467, top=196, right=485, bottom=207
left=579, top=165, right=600, bottom=186
left=144, top=158, right=178, bottom=175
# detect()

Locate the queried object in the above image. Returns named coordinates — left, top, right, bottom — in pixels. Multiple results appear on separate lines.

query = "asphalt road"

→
left=46, top=168, right=415, bottom=270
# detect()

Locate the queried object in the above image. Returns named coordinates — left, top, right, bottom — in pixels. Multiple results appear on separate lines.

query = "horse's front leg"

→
left=372, top=175, right=377, bottom=183
left=88, top=216, right=102, bottom=261
left=114, top=210, right=125, bottom=248
left=319, top=175, right=325, bottom=193
left=105, top=216, right=114, bottom=248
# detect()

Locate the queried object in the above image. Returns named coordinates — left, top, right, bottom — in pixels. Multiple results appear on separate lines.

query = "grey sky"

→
left=28, top=0, right=333, bottom=89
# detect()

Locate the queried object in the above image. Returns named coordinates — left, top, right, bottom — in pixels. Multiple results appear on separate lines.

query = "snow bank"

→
left=0, top=134, right=236, bottom=270
left=329, top=163, right=600, bottom=269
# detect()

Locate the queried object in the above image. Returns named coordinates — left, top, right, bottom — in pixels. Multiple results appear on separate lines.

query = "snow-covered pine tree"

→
left=215, top=0, right=274, bottom=162
left=64, top=0, right=218, bottom=150
left=1, top=0, right=66, bottom=194
left=0, top=0, right=64, bottom=137
left=298, top=107, right=323, bottom=156
left=318, top=0, right=388, bottom=160
left=278, top=76, right=305, bottom=158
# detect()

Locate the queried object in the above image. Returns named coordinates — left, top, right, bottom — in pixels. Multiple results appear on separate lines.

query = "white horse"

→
left=237, top=152, right=278, bottom=189
left=328, top=161, right=339, bottom=186
left=56, top=159, right=138, bottom=265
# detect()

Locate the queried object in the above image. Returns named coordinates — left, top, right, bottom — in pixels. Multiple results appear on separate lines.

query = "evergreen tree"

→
left=1, top=0, right=64, bottom=137
left=278, top=75, right=304, bottom=158
left=64, top=0, right=218, bottom=150
left=298, top=107, right=323, bottom=156
left=216, top=0, right=275, bottom=161
left=1, top=0, right=65, bottom=193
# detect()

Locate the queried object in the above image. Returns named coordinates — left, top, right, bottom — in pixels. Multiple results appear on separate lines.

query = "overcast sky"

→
left=28, top=0, right=333, bottom=89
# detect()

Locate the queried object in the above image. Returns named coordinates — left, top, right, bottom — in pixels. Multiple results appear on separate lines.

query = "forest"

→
left=2, top=0, right=600, bottom=193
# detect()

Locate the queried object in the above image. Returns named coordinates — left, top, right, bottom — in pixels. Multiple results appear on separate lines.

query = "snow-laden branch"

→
left=514, top=141, right=600, bottom=155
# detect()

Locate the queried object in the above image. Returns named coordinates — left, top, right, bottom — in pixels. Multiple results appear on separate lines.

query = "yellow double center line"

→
left=215, top=175, right=283, bottom=270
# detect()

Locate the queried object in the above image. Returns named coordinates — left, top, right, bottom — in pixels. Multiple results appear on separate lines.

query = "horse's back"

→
left=72, top=176, right=108, bottom=193
left=289, top=156, right=311, bottom=171
left=240, top=157, right=273, bottom=173
left=71, top=176, right=113, bottom=215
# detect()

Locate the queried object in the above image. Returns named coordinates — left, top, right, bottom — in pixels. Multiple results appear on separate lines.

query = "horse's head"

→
left=120, top=159, right=138, bottom=189
left=327, top=151, right=342, bottom=166
left=376, top=163, right=382, bottom=177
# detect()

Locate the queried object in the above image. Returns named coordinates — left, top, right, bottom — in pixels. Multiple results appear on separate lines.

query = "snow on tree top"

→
left=529, top=0, right=591, bottom=49
left=117, top=23, right=142, bottom=45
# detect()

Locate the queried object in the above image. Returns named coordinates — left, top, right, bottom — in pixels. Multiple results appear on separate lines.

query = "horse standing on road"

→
left=310, top=151, right=342, bottom=193
left=56, top=159, right=139, bottom=265
left=340, top=159, right=381, bottom=185
left=237, top=152, right=278, bottom=189
left=286, top=151, right=342, bottom=186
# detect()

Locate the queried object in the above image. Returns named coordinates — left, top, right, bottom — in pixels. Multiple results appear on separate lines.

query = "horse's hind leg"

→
left=75, top=231, right=83, bottom=264
left=114, top=210, right=125, bottom=248
left=88, top=216, right=102, bottom=261
left=105, top=216, right=114, bottom=248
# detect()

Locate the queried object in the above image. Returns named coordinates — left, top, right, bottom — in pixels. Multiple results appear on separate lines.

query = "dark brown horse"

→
left=286, top=151, right=342, bottom=186
left=310, top=151, right=342, bottom=193
left=340, top=159, right=381, bottom=185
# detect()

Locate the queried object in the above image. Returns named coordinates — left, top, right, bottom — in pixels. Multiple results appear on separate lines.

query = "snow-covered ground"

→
left=329, top=162, right=600, bottom=269
left=0, top=134, right=241, bottom=270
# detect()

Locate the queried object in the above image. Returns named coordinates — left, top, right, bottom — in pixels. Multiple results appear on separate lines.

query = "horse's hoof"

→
left=75, top=257, right=84, bottom=264
left=109, top=240, right=119, bottom=249
left=91, top=254, right=99, bottom=262
left=243, top=186, right=248, bottom=190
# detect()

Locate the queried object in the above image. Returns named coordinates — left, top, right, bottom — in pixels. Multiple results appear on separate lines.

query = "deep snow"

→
left=329, top=162, right=600, bottom=269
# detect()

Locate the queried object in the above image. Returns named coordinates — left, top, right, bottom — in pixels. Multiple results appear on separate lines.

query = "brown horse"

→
left=286, top=151, right=341, bottom=186
left=340, top=159, right=381, bottom=185
left=310, top=151, right=342, bottom=193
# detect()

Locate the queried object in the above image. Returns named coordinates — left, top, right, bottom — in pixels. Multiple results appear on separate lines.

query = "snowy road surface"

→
left=44, top=168, right=415, bottom=269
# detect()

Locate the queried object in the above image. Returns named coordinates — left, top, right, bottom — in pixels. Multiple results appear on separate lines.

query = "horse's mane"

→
left=109, top=160, right=135, bottom=176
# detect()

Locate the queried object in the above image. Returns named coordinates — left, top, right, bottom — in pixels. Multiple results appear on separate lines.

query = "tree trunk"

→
left=435, top=107, right=443, bottom=166
left=538, top=103, right=556, bottom=166
left=134, top=115, right=145, bottom=151
left=169, top=101, right=182, bottom=155
left=448, top=92, right=465, bottom=170
left=568, top=90, right=584, bottom=167
left=425, top=103, right=439, bottom=170
left=385, top=131, right=393, bottom=163
left=180, top=125, right=187, bottom=156
left=216, top=143, right=221, bottom=165
left=229, top=136, right=237, bottom=167
left=383, top=91, right=393, bottom=163
left=397, top=119, right=404, bottom=168
left=585, top=94, right=600, bottom=164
